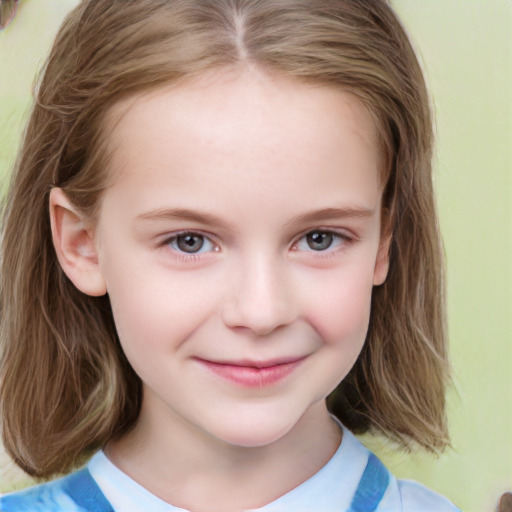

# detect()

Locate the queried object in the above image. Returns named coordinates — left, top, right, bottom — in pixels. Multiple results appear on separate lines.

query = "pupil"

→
left=306, top=231, right=333, bottom=251
left=177, top=234, right=204, bottom=253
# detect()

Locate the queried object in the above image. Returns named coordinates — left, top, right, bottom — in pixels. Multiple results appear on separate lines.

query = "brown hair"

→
left=0, top=0, right=18, bottom=30
left=0, top=0, right=450, bottom=479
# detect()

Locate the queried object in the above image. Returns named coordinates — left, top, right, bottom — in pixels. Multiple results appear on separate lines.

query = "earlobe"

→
left=373, top=233, right=391, bottom=286
left=49, top=188, right=107, bottom=296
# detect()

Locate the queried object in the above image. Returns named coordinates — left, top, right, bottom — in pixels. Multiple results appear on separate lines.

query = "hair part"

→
left=1, top=0, right=450, bottom=478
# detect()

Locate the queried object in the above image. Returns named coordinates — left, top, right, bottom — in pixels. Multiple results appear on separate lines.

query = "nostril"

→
left=222, top=299, right=296, bottom=336
left=221, top=266, right=295, bottom=335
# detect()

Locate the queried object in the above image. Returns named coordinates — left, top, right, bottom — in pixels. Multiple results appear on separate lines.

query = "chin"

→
left=208, top=413, right=299, bottom=449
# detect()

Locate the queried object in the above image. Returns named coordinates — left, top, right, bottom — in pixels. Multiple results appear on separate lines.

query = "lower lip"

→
left=197, top=359, right=304, bottom=387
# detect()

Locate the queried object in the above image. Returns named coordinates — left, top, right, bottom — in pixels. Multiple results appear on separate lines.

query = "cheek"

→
left=104, top=261, right=219, bottom=357
left=303, top=268, right=374, bottom=346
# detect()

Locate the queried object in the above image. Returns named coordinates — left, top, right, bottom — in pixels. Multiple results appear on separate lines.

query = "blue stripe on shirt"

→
left=349, top=453, right=390, bottom=512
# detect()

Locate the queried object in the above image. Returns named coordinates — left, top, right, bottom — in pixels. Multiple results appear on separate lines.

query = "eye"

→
left=167, top=232, right=217, bottom=254
left=293, top=230, right=349, bottom=252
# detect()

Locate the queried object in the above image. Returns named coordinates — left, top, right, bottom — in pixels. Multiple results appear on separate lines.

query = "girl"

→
left=0, top=1, right=460, bottom=510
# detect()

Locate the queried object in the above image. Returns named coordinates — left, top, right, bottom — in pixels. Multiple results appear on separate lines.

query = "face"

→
left=91, top=69, right=389, bottom=448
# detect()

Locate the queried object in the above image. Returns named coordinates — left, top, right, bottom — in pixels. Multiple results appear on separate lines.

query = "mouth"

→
left=195, top=356, right=306, bottom=387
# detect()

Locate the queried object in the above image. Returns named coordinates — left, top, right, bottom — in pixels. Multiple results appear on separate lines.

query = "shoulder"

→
left=340, top=426, right=460, bottom=512
left=395, top=479, right=461, bottom=512
left=0, top=468, right=114, bottom=512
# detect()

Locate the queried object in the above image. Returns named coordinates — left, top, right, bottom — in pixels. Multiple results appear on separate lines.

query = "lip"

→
left=195, top=356, right=306, bottom=387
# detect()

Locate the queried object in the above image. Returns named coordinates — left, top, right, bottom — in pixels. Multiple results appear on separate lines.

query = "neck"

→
left=105, top=399, right=341, bottom=512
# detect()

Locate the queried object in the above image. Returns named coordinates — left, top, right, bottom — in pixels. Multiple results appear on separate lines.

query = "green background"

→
left=0, top=1, right=511, bottom=511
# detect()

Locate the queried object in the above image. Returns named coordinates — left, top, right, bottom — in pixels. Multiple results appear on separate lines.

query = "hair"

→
left=0, top=0, right=18, bottom=29
left=0, top=0, right=450, bottom=479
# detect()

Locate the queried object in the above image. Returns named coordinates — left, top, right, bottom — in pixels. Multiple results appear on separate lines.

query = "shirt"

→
left=0, top=425, right=460, bottom=511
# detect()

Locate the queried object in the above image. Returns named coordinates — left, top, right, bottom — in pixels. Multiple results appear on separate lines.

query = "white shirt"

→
left=87, top=425, right=460, bottom=512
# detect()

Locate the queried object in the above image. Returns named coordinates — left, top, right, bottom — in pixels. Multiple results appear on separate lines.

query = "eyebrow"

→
left=136, top=205, right=375, bottom=228
left=136, top=208, right=232, bottom=228
left=284, top=206, right=375, bottom=227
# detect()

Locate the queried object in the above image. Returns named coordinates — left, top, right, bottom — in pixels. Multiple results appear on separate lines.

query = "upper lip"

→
left=196, top=356, right=306, bottom=369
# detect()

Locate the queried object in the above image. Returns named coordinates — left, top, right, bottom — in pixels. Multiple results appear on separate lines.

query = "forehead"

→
left=99, top=68, right=383, bottom=216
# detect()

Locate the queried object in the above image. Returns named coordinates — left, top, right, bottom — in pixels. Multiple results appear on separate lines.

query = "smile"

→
left=195, top=357, right=306, bottom=387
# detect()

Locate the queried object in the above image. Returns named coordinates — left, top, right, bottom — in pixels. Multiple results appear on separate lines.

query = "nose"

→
left=221, top=255, right=297, bottom=336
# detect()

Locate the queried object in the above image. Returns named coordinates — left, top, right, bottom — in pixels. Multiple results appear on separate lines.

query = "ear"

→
left=373, top=229, right=392, bottom=286
left=49, top=188, right=107, bottom=296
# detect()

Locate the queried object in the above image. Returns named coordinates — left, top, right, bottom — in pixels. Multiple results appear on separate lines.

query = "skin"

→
left=50, top=68, right=390, bottom=512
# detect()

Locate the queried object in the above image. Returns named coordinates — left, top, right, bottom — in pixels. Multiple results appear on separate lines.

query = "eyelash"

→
left=291, top=229, right=354, bottom=256
left=161, top=229, right=354, bottom=261
left=162, top=231, right=220, bottom=262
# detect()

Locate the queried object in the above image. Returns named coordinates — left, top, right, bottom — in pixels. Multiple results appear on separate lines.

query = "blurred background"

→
left=0, top=1, right=511, bottom=511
